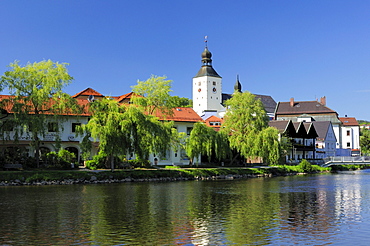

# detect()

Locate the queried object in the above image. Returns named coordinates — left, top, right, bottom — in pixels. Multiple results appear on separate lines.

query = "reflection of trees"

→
left=222, top=180, right=281, bottom=245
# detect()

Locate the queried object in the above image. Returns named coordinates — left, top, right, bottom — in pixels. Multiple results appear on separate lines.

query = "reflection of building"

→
left=0, top=88, right=203, bottom=166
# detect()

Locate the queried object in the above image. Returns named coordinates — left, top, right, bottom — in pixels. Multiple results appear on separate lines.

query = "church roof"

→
left=222, top=93, right=277, bottom=114
left=194, top=66, right=221, bottom=78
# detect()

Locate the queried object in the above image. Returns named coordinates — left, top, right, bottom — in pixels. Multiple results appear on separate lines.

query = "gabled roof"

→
left=339, top=117, right=359, bottom=126
left=302, top=122, right=318, bottom=139
left=204, top=115, right=223, bottom=128
left=276, top=100, right=337, bottom=115
left=312, top=121, right=335, bottom=141
left=117, top=92, right=139, bottom=102
left=269, top=120, right=317, bottom=139
left=268, top=120, right=296, bottom=135
left=72, top=88, right=104, bottom=98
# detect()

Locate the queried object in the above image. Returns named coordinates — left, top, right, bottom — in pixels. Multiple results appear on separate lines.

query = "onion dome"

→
left=194, top=44, right=221, bottom=78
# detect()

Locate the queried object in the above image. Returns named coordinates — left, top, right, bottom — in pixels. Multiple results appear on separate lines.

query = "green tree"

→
left=168, top=96, right=193, bottom=108
left=0, top=60, right=78, bottom=167
left=131, top=75, right=173, bottom=115
left=360, top=128, right=370, bottom=155
left=79, top=98, right=174, bottom=171
left=186, top=122, right=230, bottom=165
left=222, top=91, right=280, bottom=165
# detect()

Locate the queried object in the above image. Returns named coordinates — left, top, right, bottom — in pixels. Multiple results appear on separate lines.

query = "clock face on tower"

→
left=212, top=87, right=217, bottom=93
left=198, top=88, right=201, bottom=92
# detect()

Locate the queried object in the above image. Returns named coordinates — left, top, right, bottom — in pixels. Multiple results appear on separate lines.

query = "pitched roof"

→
left=204, top=115, right=223, bottom=128
left=339, top=117, right=359, bottom=126
left=311, top=121, right=334, bottom=141
left=276, top=100, right=337, bottom=115
left=222, top=93, right=277, bottom=114
left=154, top=107, right=203, bottom=122
left=116, top=92, right=143, bottom=102
left=72, top=88, right=104, bottom=98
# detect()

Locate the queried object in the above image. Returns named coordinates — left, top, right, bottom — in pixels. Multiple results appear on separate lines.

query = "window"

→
left=187, top=127, right=193, bottom=135
left=347, top=130, right=350, bottom=136
left=213, top=81, right=216, bottom=85
left=347, top=142, right=351, bottom=148
left=72, top=123, right=81, bottom=133
left=47, top=122, right=58, bottom=132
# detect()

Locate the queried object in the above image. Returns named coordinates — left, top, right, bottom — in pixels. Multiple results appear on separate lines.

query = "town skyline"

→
left=2, top=1, right=370, bottom=120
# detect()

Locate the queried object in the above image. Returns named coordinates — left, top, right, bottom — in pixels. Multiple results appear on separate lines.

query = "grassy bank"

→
left=0, top=165, right=335, bottom=185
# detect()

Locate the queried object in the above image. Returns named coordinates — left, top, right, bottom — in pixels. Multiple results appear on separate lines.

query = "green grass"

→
left=0, top=165, right=335, bottom=184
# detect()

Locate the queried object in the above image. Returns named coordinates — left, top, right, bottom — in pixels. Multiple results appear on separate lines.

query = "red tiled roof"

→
left=204, top=115, right=223, bottom=127
left=72, top=88, right=104, bottom=98
left=339, top=117, right=358, bottom=126
left=154, top=107, right=203, bottom=122
left=0, top=91, right=202, bottom=123
left=117, top=92, right=141, bottom=102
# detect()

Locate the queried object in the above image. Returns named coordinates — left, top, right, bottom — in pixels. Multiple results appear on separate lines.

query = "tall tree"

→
left=0, top=60, right=78, bottom=167
left=79, top=98, right=174, bottom=171
left=222, top=91, right=280, bottom=165
left=186, top=122, right=230, bottom=165
left=131, top=75, right=173, bottom=115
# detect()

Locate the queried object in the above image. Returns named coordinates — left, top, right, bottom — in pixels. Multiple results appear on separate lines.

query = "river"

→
left=1, top=170, right=370, bottom=245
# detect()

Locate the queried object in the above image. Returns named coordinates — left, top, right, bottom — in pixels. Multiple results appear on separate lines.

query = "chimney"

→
left=320, top=96, right=326, bottom=106
left=290, top=97, right=294, bottom=107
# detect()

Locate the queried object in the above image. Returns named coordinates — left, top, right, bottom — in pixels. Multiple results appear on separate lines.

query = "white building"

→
left=339, top=117, right=360, bottom=155
left=192, top=44, right=276, bottom=120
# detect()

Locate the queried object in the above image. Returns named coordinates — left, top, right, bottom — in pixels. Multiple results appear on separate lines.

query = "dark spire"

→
left=234, top=75, right=242, bottom=93
left=194, top=37, right=221, bottom=78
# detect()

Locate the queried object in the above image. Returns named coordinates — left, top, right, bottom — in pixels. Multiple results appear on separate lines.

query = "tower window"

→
left=198, top=82, right=201, bottom=86
left=213, top=81, right=216, bottom=85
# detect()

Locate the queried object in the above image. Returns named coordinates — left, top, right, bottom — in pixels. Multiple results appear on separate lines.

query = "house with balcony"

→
left=0, top=88, right=203, bottom=166
left=269, top=120, right=318, bottom=163
left=274, top=97, right=359, bottom=156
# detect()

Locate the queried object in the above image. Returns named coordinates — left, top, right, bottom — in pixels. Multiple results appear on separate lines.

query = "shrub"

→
left=85, top=160, right=99, bottom=170
left=45, top=150, right=76, bottom=169
left=298, top=159, right=313, bottom=173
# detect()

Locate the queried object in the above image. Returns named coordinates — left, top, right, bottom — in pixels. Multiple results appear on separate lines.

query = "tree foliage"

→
left=186, top=122, right=230, bottom=164
left=131, top=75, right=173, bottom=115
left=222, top=91, right=280, bottom=165
left=360, top=128, right=370, bottom=155
left=0, top=60, right=78, bottom=167
left=79, top=98, right=174, bottom=170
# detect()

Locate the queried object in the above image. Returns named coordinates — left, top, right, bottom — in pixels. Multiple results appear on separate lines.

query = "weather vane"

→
left=204, top=35, right=208, bottom=47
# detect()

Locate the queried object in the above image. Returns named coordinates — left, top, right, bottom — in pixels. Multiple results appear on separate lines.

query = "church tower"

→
left=192, top=40, right=223, bottom=117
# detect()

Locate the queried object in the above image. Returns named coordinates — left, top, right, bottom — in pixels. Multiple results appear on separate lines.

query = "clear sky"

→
left=1, top=1, right=370, bottom=120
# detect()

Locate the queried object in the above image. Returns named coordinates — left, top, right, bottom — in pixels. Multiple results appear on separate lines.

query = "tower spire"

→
left=234, top=74, right=242, bottom=93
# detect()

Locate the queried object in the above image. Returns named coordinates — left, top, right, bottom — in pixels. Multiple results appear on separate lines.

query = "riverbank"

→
left=0, top=165, right=335, bottom=186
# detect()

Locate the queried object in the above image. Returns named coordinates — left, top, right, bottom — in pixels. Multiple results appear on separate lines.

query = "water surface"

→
left=1, top=170, right=370, bottom=245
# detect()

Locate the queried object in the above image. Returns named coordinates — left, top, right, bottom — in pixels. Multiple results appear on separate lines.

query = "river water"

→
left=1, top=170, right=370, bottom=245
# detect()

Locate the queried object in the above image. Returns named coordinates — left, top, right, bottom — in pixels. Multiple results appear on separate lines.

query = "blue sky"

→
left=1, top=1, right=370, bottom=120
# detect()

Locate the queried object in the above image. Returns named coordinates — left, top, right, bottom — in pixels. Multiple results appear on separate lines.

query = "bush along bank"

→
left=0, top=163, right=333, bottom=186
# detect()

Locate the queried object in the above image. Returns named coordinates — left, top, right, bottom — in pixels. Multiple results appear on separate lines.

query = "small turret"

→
left=234, top=75, right=242, bottom=93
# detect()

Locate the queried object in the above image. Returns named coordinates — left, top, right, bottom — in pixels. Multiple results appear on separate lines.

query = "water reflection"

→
left=2, top=172, right=370, bottom=245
